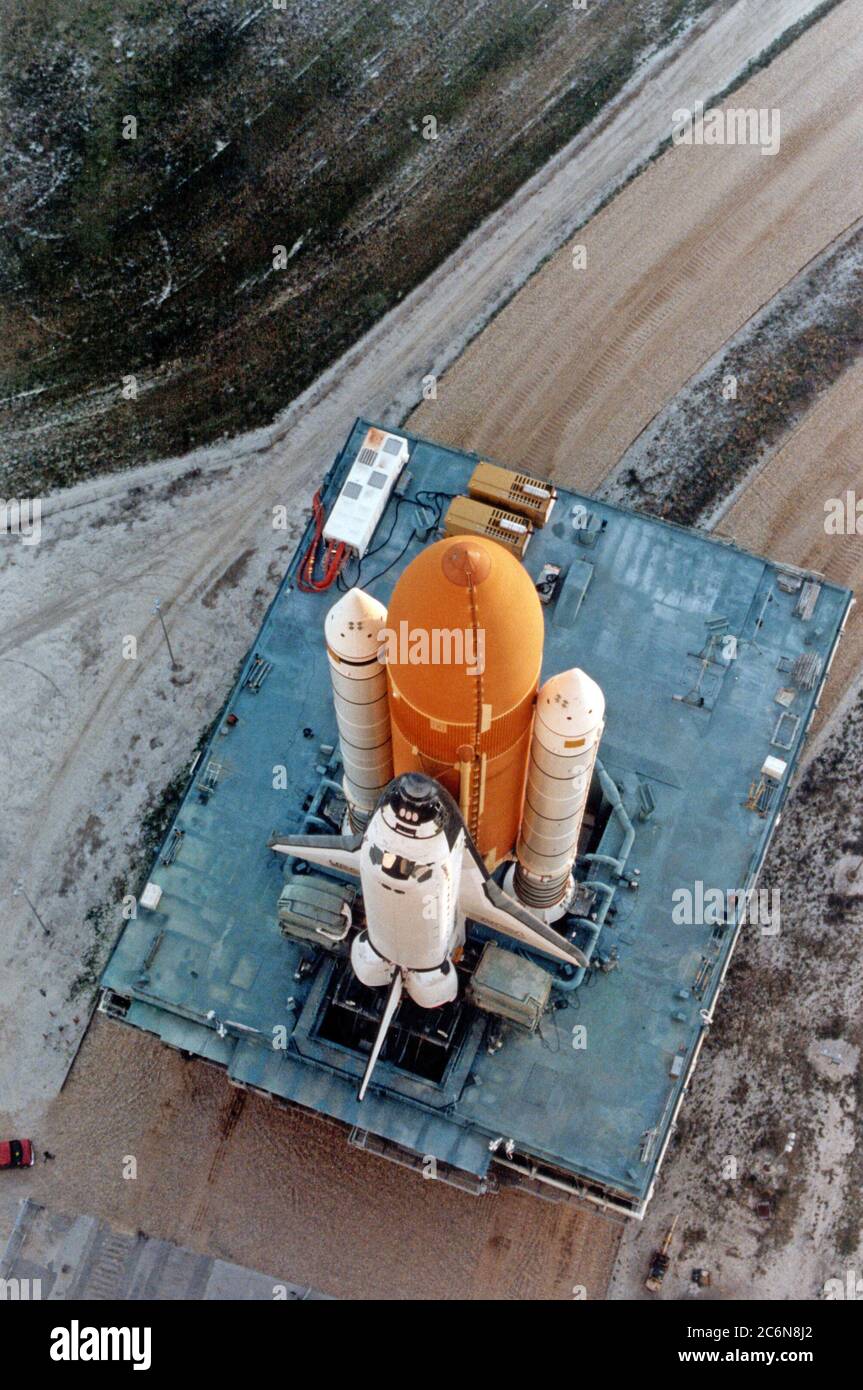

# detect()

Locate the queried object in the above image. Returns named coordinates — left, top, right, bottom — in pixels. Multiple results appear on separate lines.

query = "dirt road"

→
left=17, top=1019, right=617, bottom=1301
left=408, top=0, right=863, bottom=486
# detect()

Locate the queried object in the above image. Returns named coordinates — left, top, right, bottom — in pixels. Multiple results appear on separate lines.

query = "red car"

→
left=0, top=1139, right=34, bottom=1169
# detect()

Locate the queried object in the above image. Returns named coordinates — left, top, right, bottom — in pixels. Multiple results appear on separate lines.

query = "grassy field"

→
left=0, top=0, right=717, bottom=492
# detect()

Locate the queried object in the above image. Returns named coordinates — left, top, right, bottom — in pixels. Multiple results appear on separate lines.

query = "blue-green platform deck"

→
left=102, top=419, right=851, bottom=1213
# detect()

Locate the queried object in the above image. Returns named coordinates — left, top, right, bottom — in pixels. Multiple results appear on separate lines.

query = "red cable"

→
left=297, top=492, right=346, bottom=592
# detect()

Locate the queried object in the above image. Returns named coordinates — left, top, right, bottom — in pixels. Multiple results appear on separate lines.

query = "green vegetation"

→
left=0, top=0, right=734, bottom=493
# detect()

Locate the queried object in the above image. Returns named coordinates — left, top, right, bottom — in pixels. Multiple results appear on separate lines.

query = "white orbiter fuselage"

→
left=269, top=773, right=587, bottom=1099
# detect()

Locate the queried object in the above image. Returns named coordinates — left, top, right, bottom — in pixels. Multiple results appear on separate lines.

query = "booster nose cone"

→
left=515, top=667, right=605, bottom=913
left=536, top=667, right=605, bottom=742
left=325, top=587, right=393, bottom=829
left=325, top=586, right=388, bottom=660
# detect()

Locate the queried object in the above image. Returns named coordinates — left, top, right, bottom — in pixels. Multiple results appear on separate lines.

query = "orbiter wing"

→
left=267, top=830, right=363, bottom=877
left=460, top=841, right=590, bottom=970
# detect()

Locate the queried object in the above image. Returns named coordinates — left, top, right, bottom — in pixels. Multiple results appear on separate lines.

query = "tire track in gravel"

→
left=407, top=1, right=863, bottom=490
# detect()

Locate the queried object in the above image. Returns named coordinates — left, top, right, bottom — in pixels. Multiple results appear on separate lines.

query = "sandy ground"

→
left=408, top=0, right=863, bottom=489
left=6, top=1019, right=618, bottom=1302
left=2, top=0, right=860, bottom=1300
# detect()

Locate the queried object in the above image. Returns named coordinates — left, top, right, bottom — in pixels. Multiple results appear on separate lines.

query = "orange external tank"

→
left=384, top=535, right=544, bottom=866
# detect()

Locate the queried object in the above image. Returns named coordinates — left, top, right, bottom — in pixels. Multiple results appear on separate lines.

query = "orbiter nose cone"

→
left=537, top=668, right=605, bottom=739
left=398, top=772, right=437, bottom=803
left=382, top=771, right=445, bottom=828
left=325, top=587, right=388, bottom=662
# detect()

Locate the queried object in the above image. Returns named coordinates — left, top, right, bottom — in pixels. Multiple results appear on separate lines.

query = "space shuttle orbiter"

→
left=269, top=772, right=588, bottom=1100
left=270, top=535, right=605, bottom=1101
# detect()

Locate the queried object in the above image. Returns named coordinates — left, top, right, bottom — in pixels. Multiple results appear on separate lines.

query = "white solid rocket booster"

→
left=514, top=668, right=605, bottom=913
left=325, top=587, right=393, bottom=829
